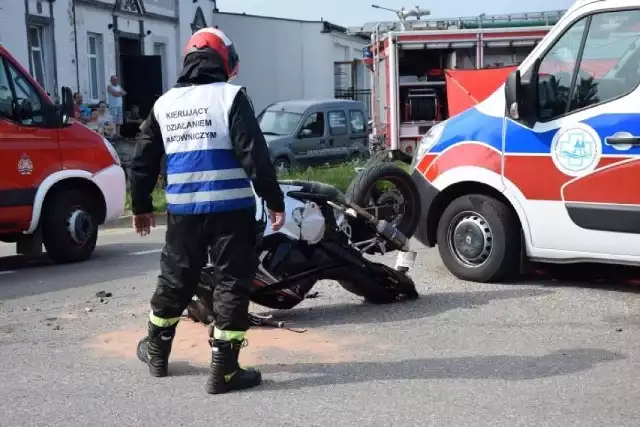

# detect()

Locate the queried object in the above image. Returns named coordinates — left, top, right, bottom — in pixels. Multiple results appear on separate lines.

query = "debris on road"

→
left=85, top=307, right=93, bottom=313
left=95, top=291, right=112, bottom=298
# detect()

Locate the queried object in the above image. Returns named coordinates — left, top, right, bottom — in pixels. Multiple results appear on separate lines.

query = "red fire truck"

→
left=348, top=9, right=567, bottom=158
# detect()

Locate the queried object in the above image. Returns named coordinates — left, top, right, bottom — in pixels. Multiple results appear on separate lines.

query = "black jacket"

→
left=129, top=51, right=285, bottom=215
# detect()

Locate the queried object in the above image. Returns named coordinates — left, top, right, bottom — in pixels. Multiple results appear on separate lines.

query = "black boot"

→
left=136, top=322, right=177, bottom=377
left=206, top=338, right=262, bottom=394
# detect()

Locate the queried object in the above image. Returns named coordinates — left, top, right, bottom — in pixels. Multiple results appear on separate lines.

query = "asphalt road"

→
left=1, top=227, right=640, bottom=427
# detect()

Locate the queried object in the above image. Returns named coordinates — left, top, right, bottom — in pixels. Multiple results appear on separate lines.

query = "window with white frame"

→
left=27, top=25, right=47, bottom=92
left=153, top=42, right=167, bottom=91
left=87, top=32, right=105, bottom=103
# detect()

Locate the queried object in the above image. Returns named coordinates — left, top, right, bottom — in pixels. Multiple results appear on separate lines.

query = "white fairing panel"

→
left=255, top=185, right=326, bottom=244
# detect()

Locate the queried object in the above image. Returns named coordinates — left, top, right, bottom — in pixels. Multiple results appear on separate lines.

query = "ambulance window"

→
left=6, top=61, right=44, bottom=125
left=537, top=18, right=587, bottom=121
left=0, top=59, right=14, bottom=119
left=568, top=10, right=640, bottom=112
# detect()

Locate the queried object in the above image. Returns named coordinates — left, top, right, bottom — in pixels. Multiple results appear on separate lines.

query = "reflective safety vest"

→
left=153, top=82, right=255, bottom=215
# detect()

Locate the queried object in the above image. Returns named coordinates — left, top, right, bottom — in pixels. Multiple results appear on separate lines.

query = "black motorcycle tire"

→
left=332, top=266, right=405, bottom=304
left=345, top=162, right=421, bottom=254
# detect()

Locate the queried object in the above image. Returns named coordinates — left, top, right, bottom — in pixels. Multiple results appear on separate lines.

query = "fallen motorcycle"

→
left=185, top=179, right=419, bottom=329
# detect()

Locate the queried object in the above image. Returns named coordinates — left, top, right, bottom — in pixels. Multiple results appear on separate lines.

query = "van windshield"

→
left=258, top=110, right=302, bottom=136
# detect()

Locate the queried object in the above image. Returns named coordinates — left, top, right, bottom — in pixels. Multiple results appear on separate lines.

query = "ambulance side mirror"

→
left=505, top=70, right=523, bottom=120
left=505, top=66, right=537, bottom=128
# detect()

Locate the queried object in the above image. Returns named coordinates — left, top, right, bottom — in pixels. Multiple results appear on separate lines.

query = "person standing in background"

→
left=73, top=92, right=90, bottom=124
left=107, top=75, right=126, bottom=137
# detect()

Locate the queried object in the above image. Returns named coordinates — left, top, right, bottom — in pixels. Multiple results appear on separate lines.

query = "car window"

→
left=300, top=112, right=325, bottom=138
left=349, top=109, right=365, bottom=133
left=258, top=110, right=302, bottom=136
left=0, top=59, right=14, bottom=119
left=537, top=9, right=640, bottom=121
left=6, top=60, right=44, bottom=125
left=328, top=110, right=347, bottom=135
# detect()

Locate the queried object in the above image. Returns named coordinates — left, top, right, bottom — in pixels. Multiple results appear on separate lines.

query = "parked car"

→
left=257, top=99, right=370, bottom=172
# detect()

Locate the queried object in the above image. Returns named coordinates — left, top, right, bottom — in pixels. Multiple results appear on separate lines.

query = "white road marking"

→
left=100, top=225, right=167, bottom=236
left=0, top=270, right=16, bottom=275
left=129, top=249, right=163, bottom=256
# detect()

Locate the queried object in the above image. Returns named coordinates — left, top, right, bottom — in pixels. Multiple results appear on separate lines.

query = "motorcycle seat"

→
left=278, top=180, right=346, bottom=204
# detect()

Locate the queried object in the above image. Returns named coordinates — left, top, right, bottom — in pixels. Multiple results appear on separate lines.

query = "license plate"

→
left=395, top=250, right=417, bottom=271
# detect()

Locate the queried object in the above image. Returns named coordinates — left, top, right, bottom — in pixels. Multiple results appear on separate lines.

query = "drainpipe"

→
left=72, top=0, right=80, bottom=91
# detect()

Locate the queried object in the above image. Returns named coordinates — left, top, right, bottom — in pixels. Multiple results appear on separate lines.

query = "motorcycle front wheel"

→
left=345, top=162, right=421, bottom=254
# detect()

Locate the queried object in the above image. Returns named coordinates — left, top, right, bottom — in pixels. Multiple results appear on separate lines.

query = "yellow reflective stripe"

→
left=213, top=327, right=245, bottom=341
left=149, top=312, right=180, bottom=327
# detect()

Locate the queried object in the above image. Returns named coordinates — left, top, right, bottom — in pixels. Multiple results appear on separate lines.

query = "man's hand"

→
left=268, top=210, right=285, bottom=231
left=133, top=213, right=156, bottom=236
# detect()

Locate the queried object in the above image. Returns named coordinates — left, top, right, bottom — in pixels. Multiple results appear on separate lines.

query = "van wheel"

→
left=274, top=157, right=291, bottom=174
left=436, top=194, right=520, bottom=283
left=42, top=189, right=99, bottom=264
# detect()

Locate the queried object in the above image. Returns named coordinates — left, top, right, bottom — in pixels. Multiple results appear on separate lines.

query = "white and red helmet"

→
left=183, top=27, right=239, bottom=80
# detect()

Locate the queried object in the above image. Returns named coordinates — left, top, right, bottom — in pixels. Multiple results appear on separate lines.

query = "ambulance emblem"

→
left=551, top=123, right=602, bottom=177
left=17, top=154, right=33, bottom=175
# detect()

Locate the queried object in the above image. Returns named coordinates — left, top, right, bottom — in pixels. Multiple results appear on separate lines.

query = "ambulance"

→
left=0, top=43, right=126, bottom=263
left=410, top=0, right=640, bottom=282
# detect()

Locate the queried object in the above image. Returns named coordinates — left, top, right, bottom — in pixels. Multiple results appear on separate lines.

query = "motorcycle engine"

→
left=261, top=239, right=318, bottom=279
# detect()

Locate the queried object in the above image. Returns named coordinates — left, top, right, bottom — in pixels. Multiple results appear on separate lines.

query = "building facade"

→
left=0, top=0, right=369, bottom=117
left=207, top=11, right=369, bottom=114
left=0, top=0, right=203, bottom=107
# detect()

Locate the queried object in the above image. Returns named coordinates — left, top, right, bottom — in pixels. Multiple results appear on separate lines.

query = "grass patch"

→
left=124, top=188, right=167, bottom=213
left=124, top=160, right=410, bottom=213
left=279, top=163, right=360, bottom=192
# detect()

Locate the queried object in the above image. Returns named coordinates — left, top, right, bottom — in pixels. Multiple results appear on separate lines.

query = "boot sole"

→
left=206, top=372, right=263, bottom=395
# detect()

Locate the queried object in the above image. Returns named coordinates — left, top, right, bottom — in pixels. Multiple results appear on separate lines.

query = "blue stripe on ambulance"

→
left=429, top=107, right=640, bottom=155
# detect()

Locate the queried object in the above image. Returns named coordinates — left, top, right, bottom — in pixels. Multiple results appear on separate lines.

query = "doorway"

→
left=117, top=34, right=163, bottom=123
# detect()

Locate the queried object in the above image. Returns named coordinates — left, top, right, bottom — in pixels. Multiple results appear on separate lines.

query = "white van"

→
left=410, top=0, right=640, bottom=282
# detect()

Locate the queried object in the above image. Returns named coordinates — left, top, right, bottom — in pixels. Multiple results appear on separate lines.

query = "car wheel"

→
left=436, top=194, right=520, bottom=283
left=274, top=157, right=291, bottom=174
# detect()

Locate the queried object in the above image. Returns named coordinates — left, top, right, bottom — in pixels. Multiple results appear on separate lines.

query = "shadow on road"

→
left=259, top=288, right=555, bottom=328
left=0, top=241, right=163, bottom=300
left=255, top=348, right=624, bottom=391
left=522, top=263, right=640, bottom=294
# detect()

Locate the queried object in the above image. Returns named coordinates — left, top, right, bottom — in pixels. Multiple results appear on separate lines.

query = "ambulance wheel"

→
left=42, top=189, right=98, bottom=264
left=436, top=194, right=520, bottom=283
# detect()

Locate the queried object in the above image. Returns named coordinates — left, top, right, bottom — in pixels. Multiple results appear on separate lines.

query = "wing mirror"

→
left=15, top=99, right=33, bottom=121
left=299, top=128, right=312, bottom=137
left=504, top=62, right=538, bottom=128
left=60, top=86, right=74, bottom=125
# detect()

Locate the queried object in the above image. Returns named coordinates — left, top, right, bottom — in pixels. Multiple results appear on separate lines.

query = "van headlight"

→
left=411, top=123, right=445, bottom=170
left=103, top=137, right=121, bottom=166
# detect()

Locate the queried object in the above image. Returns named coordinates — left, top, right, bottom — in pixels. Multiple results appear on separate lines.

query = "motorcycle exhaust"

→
left=329, top=198, right=410, bottom=252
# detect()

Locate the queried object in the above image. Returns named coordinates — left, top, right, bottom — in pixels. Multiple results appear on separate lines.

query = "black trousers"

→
left=150, top=207, right=257, bottom=331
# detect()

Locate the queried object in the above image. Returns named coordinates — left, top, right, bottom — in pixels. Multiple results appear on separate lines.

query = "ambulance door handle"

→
left=605, top=136, right=640, bottom=146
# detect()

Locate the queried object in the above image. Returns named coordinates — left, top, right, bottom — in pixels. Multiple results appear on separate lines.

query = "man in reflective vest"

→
left=129, top=27, right=285, bottom=394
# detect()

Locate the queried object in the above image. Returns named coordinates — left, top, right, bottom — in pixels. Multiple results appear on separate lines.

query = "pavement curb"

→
left=101, top=212, right=168, bottom=229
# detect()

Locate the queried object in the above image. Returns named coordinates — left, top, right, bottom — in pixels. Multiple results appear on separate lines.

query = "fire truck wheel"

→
left=42, top=189, right=99, bottom=264
left=436, top=194, right=520, bottom=283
